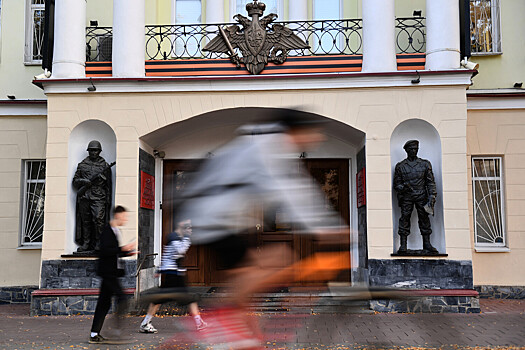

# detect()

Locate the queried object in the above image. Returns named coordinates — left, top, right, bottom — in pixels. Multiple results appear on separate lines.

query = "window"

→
left=232, top=0, right=283, bottom=18
left=470, top=0, right=501, bottom=54
left=25, top=0, right=45, bottom=64
left=172, top=0, right=202, bottom=57
left=20, top=160, right=46, bottom=246
left=313, top=0, right=342, bottom=54
left=472, top=157, right=506, bottom=247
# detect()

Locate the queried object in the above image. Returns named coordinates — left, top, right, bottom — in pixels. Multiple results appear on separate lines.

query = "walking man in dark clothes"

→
left=89, top=205, right=138, bottom=344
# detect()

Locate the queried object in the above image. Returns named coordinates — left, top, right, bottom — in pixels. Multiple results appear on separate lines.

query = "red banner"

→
left=356, top=168, right=366, bottom=208
left=140, top=171, right=155, bottom=210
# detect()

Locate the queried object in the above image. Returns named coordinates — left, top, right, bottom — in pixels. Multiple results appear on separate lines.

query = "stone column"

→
left=425, top=0, right=461, bottom=70
left=289, top=0, right=308, bottom=21
left=206, top=0, right=225, bottom=23
left=112, top=0, right=145, bottom=77
left=51, top=0, right=86, bottom=78
left=361, top=0, right=397, bottom=72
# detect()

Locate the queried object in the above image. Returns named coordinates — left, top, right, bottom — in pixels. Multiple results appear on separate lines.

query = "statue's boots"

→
left=77, top=244, right=90, bottom=252
left=422, top=235, right=438, bottom=253
left=397, top=236, right=408, bottom=253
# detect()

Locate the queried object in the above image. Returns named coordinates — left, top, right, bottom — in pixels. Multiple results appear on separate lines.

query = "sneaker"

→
left=89, top=334, right=108, bottom=344
left=196, top=320, right=208, bottom=331
left=139, top=322, right=158, bottom=333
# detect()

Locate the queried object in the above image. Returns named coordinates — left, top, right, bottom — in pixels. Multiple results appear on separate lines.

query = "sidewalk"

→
left=0, top=299, right=523, bottom=350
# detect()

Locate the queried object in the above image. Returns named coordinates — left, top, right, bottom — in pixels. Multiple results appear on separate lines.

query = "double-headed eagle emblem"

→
left=203, top=0, right=310, bottom=74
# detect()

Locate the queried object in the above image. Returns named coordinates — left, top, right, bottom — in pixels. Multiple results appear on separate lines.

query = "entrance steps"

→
left=164, top=287, right=373, bottom=314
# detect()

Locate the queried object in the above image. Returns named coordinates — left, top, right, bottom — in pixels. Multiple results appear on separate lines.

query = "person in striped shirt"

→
left=139, top=219, right=206, bottom=333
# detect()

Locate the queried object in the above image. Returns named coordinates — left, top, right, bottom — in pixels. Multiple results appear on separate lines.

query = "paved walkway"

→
left=0, top=300, right=523, bottom=350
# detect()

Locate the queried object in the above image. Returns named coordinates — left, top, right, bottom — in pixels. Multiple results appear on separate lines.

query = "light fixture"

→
left=460, top=58, right=479, bottom=70
left=87, top=78, right=97, bottom=92
left=34, top=69, right=51, bottom=80
left=413, top=10, right=422, bottom=17
left=153, top=150, right=166, bottom=158
left=299, top=152, right=307, bottom=159
left=411, top=70, right=420, bottom=84
left=7, top=95, right=16, bottom=100
left=513, top=82, right=523, bottom=88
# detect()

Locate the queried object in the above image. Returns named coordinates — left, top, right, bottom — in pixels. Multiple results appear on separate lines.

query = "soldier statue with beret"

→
left=73, top=140, right=114, bottom=254
left=393, top=140, right=438, bottom=254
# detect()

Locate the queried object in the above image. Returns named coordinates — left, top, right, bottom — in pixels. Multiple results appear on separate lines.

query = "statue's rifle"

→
left=219, top=26, right=241, bottom=68
left=77, top=162, right=116, bottom=197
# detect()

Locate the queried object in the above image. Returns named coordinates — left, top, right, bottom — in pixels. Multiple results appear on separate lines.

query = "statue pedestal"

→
left=61, top=252, right=98, bottom=258
left=391, top=250, right=448, bottom=257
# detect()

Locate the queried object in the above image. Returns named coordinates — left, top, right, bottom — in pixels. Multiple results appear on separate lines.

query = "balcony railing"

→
left=395, top=17, right=426, bottom=54
left=86, top=18, right=425, bottom=62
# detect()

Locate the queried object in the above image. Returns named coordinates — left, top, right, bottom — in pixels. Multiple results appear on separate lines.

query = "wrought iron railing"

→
left=85, top=18, right=425, bottom=62
left=143, top=19, right=363, bottom=60
left=86, top=26, right=114, bottom=62
left=395, top=17, right=426, bottom=54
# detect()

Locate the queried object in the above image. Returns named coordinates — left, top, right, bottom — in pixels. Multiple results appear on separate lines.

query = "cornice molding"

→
left=35, top=70, right=475, bottom=95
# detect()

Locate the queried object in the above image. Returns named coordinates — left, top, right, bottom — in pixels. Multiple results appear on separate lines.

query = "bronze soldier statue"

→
left=73, top=140, right=113, bottom=254
left=393, top=140, right=438, bottom=254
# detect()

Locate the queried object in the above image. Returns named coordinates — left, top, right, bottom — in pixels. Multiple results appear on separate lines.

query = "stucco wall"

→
left=0, top=0, right=46, bottom=99
left=467, top=108, right=525, bottom=286
left=0, top=116, right=46, bottom=287
left=42, top=85, right=471, bottom=265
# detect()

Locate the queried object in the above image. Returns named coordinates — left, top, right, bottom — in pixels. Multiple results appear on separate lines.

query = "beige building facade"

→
left=1, top=0, right=524, bottom=311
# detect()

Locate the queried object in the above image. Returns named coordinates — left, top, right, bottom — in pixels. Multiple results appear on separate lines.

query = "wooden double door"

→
left=162, top=159, right=350, bottom=286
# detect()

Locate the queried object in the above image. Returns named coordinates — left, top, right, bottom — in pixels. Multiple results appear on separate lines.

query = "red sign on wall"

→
left=356, top=168, right=366, bottom=208
left=140, top=171, right=155, bottom=210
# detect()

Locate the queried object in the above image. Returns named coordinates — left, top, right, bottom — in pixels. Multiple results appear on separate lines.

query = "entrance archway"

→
left=141, top=108, right=365, bottom=286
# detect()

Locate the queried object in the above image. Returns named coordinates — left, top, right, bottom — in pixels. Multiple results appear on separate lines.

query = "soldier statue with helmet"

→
left=73, top=140, right=114, bottom=254
left=393, top=140, right=438, bottom=254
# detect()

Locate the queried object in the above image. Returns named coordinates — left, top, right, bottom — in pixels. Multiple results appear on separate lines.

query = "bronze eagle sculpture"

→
left=203, top=0, right=310, bottom=75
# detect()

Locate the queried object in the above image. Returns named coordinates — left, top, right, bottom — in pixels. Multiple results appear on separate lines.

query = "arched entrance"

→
left=141, top=107, right=366, bottom=286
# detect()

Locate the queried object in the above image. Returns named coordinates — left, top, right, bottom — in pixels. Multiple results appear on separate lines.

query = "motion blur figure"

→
left=177, top=109, right=348, bottom=336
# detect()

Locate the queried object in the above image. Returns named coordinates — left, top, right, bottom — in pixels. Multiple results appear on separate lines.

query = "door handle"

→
left=256, top=224, right=261, bottom=231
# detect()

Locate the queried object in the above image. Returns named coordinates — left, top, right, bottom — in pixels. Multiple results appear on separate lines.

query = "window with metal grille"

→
left=472, top=157, right=506, bottom=247
left=25, top=0, right=45, bottom=64
left=20, top=160, right=46, bottom=246
left=470, top=0, right=501, bottom=54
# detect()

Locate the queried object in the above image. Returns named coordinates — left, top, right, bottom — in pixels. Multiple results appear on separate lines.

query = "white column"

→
left=361, top=0, right=397, bottom=72
left=51, top=0, right=86, bottom=78
left=112, top=0, right=145, bottom=78
left=425, top=0, right=461, bottom=70
left=289, top=0, right=308, bottom=21
left=206, top=0, right=225, bottom=23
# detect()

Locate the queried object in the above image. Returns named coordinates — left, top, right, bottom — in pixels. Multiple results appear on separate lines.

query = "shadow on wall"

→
left=66, top=120, right=116, bottom=254
left=390, top=119, right=445, bottom=254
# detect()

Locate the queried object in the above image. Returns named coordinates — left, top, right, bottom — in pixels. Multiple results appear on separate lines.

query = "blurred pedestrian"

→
left=89, top=205, right=138, bottom=344
left=139, top=219, right=206, bottom=333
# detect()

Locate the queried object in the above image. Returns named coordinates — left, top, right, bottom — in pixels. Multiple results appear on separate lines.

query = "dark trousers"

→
left=90, top=276, right=126, bottom=333
left=398, top=199, right=432, bottom=237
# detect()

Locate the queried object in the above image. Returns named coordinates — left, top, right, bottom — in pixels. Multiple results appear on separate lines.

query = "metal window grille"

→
left=470, top=0, right=501, bottom=54
left=472, top=157, right=505, bottom=247
left=26, top=0, right=45, bottom=63
left=21, top=160, right=46, bottom=246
